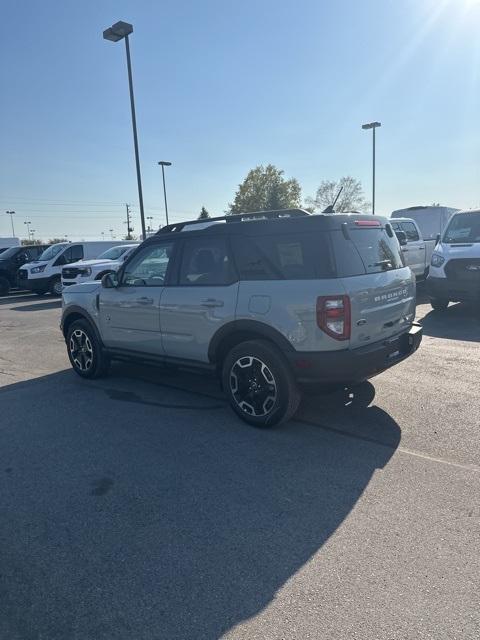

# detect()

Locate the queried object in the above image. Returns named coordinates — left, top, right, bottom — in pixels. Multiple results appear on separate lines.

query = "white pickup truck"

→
left=389, top=218, right=436, bottom=279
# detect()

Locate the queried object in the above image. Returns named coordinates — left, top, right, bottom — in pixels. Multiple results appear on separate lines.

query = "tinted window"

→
left=232, top=232, right=334, bottom=280
left=123, top=243, right=174, bottom=286
left=444, top=213, right=480, bottom=243
left=348, top=229, right=404, bottom=274
left=0, top=247, right=20, bottom=260
left=401, top=221, right=419, bottom=241
left=179, top=237, right=233, bottom=285
left=61, top=245, right=84, bottom=264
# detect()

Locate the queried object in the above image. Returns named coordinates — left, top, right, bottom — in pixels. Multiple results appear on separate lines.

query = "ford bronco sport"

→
left=61, top=209, right=422, bottom=427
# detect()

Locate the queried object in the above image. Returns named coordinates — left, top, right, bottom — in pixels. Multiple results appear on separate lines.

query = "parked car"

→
left=61, top=209, right=422, bottom=428
left=0, top=244, right=50, bottom=296
left=0, top=237, right=21, bottom=254
left=427, top=209, right=480, bottom=310
left=389, top=217, right=435, bottom=280
left=19, top=241, right=127, bottom=296
left=391, top=205, right=459, bottom=241
left=61, top=244, right=139, bottom=288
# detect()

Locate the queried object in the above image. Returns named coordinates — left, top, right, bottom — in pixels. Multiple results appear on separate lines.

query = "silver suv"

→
left=61, top=209, right=422, bottom=427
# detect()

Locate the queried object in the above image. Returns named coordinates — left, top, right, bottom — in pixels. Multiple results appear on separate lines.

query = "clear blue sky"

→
left=1, top=0, right=479, bottom=240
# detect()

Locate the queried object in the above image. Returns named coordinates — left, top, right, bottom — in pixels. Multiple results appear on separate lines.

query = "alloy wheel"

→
left=229, top=356, right=277, bottom=417
left=69, top=329, right=94, bottom=372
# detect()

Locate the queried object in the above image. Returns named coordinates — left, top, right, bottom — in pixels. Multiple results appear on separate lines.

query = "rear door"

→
left=160, top=235, right=238, bottom=362
left=332, top=221, right=416, bottom=349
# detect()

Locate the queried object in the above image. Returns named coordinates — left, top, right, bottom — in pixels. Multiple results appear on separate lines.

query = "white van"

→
left=19, top=241, right=127, bottom=296
left=391, top=206, right=459, bottom=241
left=427, top=209, right=480, bottom=310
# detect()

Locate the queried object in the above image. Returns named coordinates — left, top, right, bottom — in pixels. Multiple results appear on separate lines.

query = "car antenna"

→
left=322, top=186, right=343, bottom=214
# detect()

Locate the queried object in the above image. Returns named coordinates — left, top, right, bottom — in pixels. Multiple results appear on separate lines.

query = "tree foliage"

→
left=21, top=238, right=43, bottom=245
left=198, top=206, right=210, bottom=219
left=228, top=164, right=302, bottom=214
left=306, top=176, right=369, bottom=213
left=48, top=238, right=68, bottom=244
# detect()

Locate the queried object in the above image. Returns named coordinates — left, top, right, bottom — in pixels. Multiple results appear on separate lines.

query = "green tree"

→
left=306, top=176, right=369, bottom=213
left=228, top=164, right=302, bottom=214
left=198, top=206, right=210, bottom=219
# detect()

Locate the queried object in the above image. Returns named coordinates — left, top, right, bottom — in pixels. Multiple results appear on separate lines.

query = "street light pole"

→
left=158, top=161, right=172, bottom=226
left=6, top=211, right=15, bottom=236
left=103, top=21, right=146, bottom=240
left=361, top=121, right=381, bottom=215
left=24, top=220, right=32, bottom=241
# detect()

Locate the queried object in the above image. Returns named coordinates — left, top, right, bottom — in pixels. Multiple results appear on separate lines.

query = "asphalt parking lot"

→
left=1, top=288, right=479, bottom=640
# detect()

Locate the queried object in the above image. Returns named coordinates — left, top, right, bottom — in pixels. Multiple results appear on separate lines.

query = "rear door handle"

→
left=418, top=247, right=425, bottom=250
left=136, top=297, right=154, bottom=305
left=201, top=298, right=224, bottom=308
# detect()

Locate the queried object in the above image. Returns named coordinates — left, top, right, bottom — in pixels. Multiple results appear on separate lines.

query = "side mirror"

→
left=395, top=230, right=408, bottom=246
left=101, top=272, right=119, bottom=288
left=435, top=233, right=441, bottom=245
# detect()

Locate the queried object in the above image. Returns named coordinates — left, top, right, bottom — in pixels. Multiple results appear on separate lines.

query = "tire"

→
left=49, top=276, right=63, bottom=296
left=66, top=319, right=110, bottom=379
left=0, top=276, right=10, bottom=297
left=221, top=339, right=301, bottom=428
left=430, top=298, right=449, bottom=311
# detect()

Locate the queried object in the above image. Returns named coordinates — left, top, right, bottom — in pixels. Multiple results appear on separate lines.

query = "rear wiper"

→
left=372, top=260, right=393, bottom=270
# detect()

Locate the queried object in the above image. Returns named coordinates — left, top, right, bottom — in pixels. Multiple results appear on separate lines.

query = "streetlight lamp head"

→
left=362, top=121, right=382, bottom=130
left=103, top=21, right=133, bottom=42
left=158, top=161, right=172, bottom=167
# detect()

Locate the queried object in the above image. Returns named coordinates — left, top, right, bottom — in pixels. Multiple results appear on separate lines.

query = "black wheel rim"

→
left=69, top=329, right=93, bottom=372
left=229, top=356, right=277, bottom=417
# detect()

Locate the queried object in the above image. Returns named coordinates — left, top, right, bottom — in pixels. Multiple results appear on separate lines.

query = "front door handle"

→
left=418, top=247, right=425, bottom=250
left=136, top=297, right=154, bottom=305
left=201, top=298, right=224, bottom=308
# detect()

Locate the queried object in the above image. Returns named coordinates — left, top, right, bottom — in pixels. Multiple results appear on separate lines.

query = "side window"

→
left=401, top=222, right=419, bottom=242
left=69, top=245, right=84, bottom=262
left=122, top=242, right=174, bottom=286
left=232, top=232, right=334, bottom=280
left=391, top=222, right=401, bottom=232
left=179, top=237, right=233, bottom=286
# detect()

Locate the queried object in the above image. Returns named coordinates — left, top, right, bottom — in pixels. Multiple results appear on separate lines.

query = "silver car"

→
left=61, top=210, right=422, bottom=427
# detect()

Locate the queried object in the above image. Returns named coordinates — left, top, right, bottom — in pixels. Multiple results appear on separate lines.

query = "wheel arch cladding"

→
left=208, top=320, right=295, bottom=364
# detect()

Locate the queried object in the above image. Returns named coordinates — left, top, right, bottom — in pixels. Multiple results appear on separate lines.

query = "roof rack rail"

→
left=156, top=208, right=310, bottom=233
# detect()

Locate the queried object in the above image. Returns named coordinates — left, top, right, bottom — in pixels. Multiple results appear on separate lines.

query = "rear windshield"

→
left=443, top=213, right=480, bottom=244
left=232, top=232, right=335, bottom=280
left=331, top=227, right=404, bottom=276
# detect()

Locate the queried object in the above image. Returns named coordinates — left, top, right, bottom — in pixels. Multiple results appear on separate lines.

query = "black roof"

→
left=146, top=209, right=388, bottom=242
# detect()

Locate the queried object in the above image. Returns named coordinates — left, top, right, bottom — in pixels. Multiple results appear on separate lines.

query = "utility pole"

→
left=109, top=228, right=115, bottom=239
left=124, top=203, right=134, bottom=239
left=361, top=121, right=381, bottom=215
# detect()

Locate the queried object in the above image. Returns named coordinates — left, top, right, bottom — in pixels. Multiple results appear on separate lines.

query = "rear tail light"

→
left=317, top=295, right=351, bottom=340
left=354, top=219, right=381, bottom=227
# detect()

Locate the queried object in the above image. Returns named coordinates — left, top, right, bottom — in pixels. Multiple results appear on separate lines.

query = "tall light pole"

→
left=361, top=121, right=381, bottom=215
left=6, top=211, right=15, bottom=236
left=158, top=161, right=172, bottom=226
left=103, top=21, right=146, bottom=239
left=24, top=220, right=32, bottom=241
left=109, top=228, right=115, bottom=239
left=146, top=215, right=153, bottom=232
left=30, top=230, right=36, bottom=241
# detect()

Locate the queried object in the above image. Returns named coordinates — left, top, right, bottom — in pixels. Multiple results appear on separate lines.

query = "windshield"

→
left=39, top=243, right=66, bottom=261
left=443, top=213, right=480, bottom=244
left=0, top=247, right=20, bottom=260
left=97, top=246, right=133, bottom=261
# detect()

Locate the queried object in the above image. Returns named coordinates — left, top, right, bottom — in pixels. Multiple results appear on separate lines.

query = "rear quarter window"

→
left=232, top=232, right=335, bottom=280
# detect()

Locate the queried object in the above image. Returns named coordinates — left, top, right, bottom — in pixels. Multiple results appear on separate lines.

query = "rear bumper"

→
left=286, top=323, right=423, bottom=385
left=426, top=275, right=480, bottom=302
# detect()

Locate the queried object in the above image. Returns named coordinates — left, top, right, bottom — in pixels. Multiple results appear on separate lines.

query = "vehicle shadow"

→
left=418, top=302, right=480, bottom=342
left=0, top=293, right=41, bottom=306
left=10, top=300, right=62, bottom=312
left=0, top=368, right=400, bottom=640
